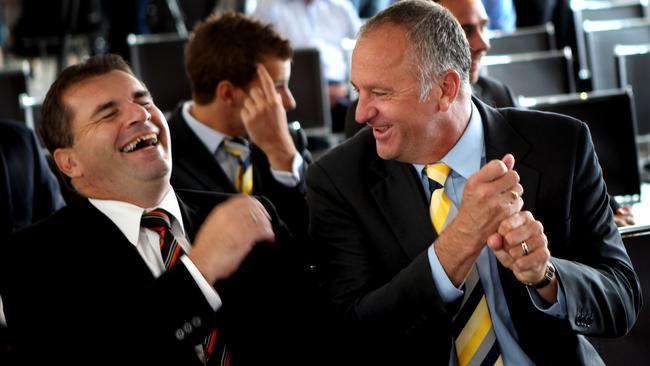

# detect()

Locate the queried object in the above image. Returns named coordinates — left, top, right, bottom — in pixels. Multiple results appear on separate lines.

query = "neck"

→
left=191, top=102, right=245, bottom=137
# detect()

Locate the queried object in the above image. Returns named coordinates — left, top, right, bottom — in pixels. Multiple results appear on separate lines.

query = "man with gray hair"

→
left=306, top=1, right=641, bottom=365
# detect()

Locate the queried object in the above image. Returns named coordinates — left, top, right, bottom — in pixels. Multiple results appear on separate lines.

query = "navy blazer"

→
left=1, top=189, right=316, bottom=365
left=0, top=120, right=64, bottom=240
left=168, top=106, right=310, bottom=241
left=307, top=97, right=641, bottom=365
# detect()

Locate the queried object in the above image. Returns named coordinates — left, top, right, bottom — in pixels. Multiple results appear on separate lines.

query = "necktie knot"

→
left=222, top=137, right=251, bottom=162
left=424, top=163, right=451, bottom=186
left=141, top=208, right=173, bottom=233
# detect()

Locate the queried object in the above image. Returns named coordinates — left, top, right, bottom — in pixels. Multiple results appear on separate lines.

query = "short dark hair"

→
left=185, top=11, right=293, bottom=105
left=360, top=0, right=471, bottom=99
left=40, top=54, right=135, bottom=152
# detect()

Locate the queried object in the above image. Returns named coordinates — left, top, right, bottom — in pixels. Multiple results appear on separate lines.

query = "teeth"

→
left=121, top=133, right=158, bottom=153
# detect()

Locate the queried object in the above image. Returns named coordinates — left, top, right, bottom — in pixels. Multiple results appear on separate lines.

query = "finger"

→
left=256, top=64, right=276, bottom=102
left=497, top=210, right=531, bottom=236
left=486, top=232, right=504, bottom=250
left=502, top=153, right=515, bottom=171
left=476, top=159, right=509, bottom=182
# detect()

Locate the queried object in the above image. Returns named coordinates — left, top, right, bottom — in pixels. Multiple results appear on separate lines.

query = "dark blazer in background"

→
left=307, top=97, right=641, bottom=365
left=344, top=75, right=517, bottom=138
left=0, top=189, right=314, bottom=365
left=168, top=106, right=310, bottom=240
left=0, top=119, right=64, bottom=240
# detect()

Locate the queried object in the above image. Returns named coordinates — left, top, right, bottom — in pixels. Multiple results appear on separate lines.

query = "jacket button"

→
left=175, top=329, right=185, bottom=340
left=183, top=322, right=193, bottom=333
left=191, top=316, right=202, bottom=327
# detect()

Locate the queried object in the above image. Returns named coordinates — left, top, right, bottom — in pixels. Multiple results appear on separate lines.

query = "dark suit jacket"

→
left=168, top=106, right=310, bottom=240
left=472, top=75, right=517, bottom=108
left=0, top=189, right=312, bottom=365
left=344, top=75, right=516, bottom=138
left=0, top=119, right=64, bottom=240
left=307, top=97, right=642, bottom=365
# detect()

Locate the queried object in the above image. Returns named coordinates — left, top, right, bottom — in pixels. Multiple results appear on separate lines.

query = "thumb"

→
left=502, top=153, right=515, bottom=171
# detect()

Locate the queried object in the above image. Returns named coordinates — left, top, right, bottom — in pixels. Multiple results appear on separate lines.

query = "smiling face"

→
left=352, top=22, right=465, bottom=164
left=54, top=70, right=172, bottom=203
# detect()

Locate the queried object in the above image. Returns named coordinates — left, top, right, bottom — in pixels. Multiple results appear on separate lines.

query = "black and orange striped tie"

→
left=424, top=164, right=503, bottom=366
left=141, top=209, right=231, bottom=365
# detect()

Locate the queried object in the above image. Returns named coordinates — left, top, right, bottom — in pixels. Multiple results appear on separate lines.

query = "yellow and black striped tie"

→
left=424, top=163, right=503, bottom=366
left=223, top=137, right=253, bottom=195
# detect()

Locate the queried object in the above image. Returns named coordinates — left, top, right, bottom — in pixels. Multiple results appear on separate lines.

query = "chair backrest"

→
left=286, top=47, right=332, bottom=135
left=616, top=44, right=650, bottom=136
left=0, top=64, right=30, bottom=123
left=592, top=223, right=650, bottom=364
left=572, top=0, right=648, bottom=81
left=583, top=17, right=650, bottom=90
left=487, top=23, right=556, bottom=55
left=482, top=47, right=576, bottom=97
left=522, top=88, right=641, bottom=197
left=127, top=33, right=191, bottom=114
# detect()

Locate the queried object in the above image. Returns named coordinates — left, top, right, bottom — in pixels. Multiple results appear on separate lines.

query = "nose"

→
left=472, top=28, right=490, bottom=54
left=354, top=93, right=377, bottom=125
left=281, top=88, right=297, bottom=111
left=126, top=101, right=152, bottom=124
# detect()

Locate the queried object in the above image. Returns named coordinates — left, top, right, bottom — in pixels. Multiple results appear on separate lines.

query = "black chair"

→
left=523, top=88, right=642, bottom=198
left=583, top=17, right=650, bottom=90
left=591, top=223, right=650, bottom=365
left=616, top=44, right=650, bottom=136
left=286, top=48, right=333, bottom=135
left=0, top=64, right=30, bottom=123
left=571, top=0, right=648, bottom=83
left=127, top=32, right=191, bottom=114
left=482, top=47, right=576, bottom=97
left=487, top=23, right=556, bottom=55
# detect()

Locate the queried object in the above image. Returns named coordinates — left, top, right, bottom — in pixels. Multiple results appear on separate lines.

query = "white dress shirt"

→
left=89, top=186, right=222, bottom=311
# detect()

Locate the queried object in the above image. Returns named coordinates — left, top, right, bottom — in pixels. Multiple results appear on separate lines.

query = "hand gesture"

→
left=240, top=64, right=297, bottom=171
left=188, top=195, right=275, bottom=284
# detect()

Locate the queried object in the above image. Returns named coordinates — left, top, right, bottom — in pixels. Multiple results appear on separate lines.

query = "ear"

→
left=216, top=80, right=239, bottom=106
left=437, top=70, right=461, bottom=112
left=53, top=147, right=82, bottom=179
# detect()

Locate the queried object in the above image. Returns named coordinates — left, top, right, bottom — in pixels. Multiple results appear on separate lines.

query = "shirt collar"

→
left=182, top=101, right=227, bottom=154
left=414, top=101, right=485, bottom=178
left=89, top=186, right=186, bottom=246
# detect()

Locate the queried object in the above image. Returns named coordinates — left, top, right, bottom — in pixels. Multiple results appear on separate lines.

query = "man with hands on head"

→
left=306, top=1, right=641, bottom=365
left=170, top=12, right=310, bottom=239
left=0, top=54, right=303, bottom=365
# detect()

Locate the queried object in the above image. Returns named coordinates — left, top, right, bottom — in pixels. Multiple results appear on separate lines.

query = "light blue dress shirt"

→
left=414, top=102, right=566, bottom=365
left=482, top=0, right=516, bottom=32
left=181, top=101, right=303, bottom=187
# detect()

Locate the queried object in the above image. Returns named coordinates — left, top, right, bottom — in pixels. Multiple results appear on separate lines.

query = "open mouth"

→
left=121, top=133, right=159, bottom=153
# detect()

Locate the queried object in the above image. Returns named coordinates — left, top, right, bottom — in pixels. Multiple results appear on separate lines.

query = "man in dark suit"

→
left=169, top=12, right=310, bottom=239
left=0, top=54, right=310, bottom=365
left=307, top=2, right=641, bottom=365
left=0, top=119, right=65, bottom=363
left=0, top=119, right=65, bottom=240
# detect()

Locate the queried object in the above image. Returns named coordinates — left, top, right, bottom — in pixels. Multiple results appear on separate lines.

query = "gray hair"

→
left=359, top=0, right=471, bottom=100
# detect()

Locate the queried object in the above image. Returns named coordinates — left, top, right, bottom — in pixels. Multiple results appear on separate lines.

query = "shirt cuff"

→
left=270, top=152, right=304, bottom=187
left=179, top=255, right=222, bottom=311
left=427, top=245, right=464, bottom=303
left=526, top=273, right=567, bottom=319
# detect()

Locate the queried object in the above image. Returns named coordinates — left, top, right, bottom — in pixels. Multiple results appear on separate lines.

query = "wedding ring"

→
left=511, top=190, right=519, bottom=200
left=521, top=242, right=529, bottom=256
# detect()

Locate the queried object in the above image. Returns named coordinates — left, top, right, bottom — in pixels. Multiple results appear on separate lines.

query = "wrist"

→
left=524, top=262, right=556, bottom=289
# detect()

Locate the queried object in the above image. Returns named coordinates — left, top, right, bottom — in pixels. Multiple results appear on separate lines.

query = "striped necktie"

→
left=424, top=164, right=503, bottom=366
left=222, top=137, right=253, bottom=195
left=141, top=209, right=231, bottom=365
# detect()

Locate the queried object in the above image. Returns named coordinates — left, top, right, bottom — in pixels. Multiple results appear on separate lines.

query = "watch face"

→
left=532, top=263, right=555, bottom=289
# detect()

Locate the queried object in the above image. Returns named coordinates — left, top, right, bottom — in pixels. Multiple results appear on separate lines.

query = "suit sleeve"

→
left=554, top=123, right=641, bottom=337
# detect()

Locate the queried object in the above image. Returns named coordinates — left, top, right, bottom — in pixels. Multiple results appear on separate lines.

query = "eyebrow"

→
left=89, top=89, right=151, bottom=120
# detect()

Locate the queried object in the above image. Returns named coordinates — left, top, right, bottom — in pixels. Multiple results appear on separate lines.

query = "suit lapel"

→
left=476, top=98, right=539, bottom=212
left=170, top=111, right=237, bottom=192
left=369, top=157, right=437, bottom=260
